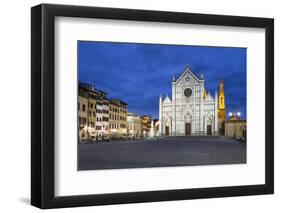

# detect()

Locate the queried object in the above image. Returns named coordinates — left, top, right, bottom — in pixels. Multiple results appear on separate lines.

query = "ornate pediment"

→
left=205, top=93, right=214, bottom=101
left=175, top=67, right=201, bottom=86
left=163, top=95, right=172, bottom=104
left=178, top=74, right=197, bottom=85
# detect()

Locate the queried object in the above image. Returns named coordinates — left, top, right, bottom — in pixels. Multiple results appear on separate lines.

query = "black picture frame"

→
left=31, top=3, right=274, bottom=209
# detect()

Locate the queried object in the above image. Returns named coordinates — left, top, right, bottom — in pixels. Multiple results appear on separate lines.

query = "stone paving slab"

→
left=78, top=136, right=246, bottom=170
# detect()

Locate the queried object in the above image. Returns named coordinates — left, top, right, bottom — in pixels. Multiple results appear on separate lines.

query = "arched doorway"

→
left=185, top=123, right=191, bottom=135
left=165, top=125, right=169, bottom=136
left=184, top=113, right=192, bottom=136
left=205, top=115, right=213, bottom=135
left=163, top=116, right=171, bottom=136
left=207, top=124, right=212, bottom=135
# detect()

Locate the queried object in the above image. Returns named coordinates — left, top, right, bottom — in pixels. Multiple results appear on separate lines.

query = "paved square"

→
left=78, top=136, right=246, bottom=170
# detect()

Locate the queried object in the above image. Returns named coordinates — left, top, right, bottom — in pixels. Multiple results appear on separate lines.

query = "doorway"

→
left=165, top=126, right=169, bottom=136
left=207, top=125, right=212, bottom=135
left=185, top=123, right=191, bottom=135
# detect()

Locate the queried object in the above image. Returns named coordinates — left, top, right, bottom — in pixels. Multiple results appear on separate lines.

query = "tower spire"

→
left=217, top=79, right=226, bottom=135
left=219, top=80, right=224, bottom=95
left=218, top=80, right=226, bottom=119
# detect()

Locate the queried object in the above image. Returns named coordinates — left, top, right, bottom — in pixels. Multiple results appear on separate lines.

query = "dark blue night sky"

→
left=78, top=41, right=246, bottom=119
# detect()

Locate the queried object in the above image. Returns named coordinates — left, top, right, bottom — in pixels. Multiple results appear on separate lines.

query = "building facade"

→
left=127, top=113, right=142, bottom=138
left=78, top=90, right=88, bottom=141
left=141, top=115, right=152, bottom=138
left=95, top=91, right=109, bottom=139
left=109, top=99, right=128, bottom=137
left=225, top=115, right=247, bottom=141
left=87, top=85, right=97, bottom=140
left=159, top=66, right=220, bottom=136
left=78, top=82, right=110, bottom=142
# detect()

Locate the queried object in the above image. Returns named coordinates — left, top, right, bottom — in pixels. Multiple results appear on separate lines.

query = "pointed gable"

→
left=175, top=66, right=201, bottom=85
left=205, top=92, right=214, bottom=101
left=163, top=95, right=172, bottom=104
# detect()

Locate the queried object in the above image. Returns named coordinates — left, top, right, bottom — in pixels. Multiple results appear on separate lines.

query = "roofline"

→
left=110, top=99, right=128, bottom=106
left=98, top=90, right=108, bottom=95
left=174, top=67, right=202, bottom=84
left=225, top=120, right=247, bottom=123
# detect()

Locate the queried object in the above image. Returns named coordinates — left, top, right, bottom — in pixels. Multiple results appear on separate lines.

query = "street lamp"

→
left=228, top=111, right=241, bottom=118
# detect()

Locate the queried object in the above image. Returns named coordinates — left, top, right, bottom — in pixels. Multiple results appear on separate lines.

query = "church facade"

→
left=159, top=66, right=226, bottom=136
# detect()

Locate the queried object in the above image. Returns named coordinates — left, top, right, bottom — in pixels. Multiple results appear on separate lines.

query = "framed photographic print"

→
left=31, top=3, right=274, bottom=209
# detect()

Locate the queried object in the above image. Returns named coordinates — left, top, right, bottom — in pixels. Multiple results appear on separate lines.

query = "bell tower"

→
left=218, top=80, right=226, bottom=135
left=218, top=80, right=226, bottom=120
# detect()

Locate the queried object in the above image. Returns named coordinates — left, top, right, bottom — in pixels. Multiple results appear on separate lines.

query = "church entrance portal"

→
left=165, top=126, right=169, bottom=136
left=207, top=125, right=212, bottom=135
left=185, top=123, right=191, bottom=135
